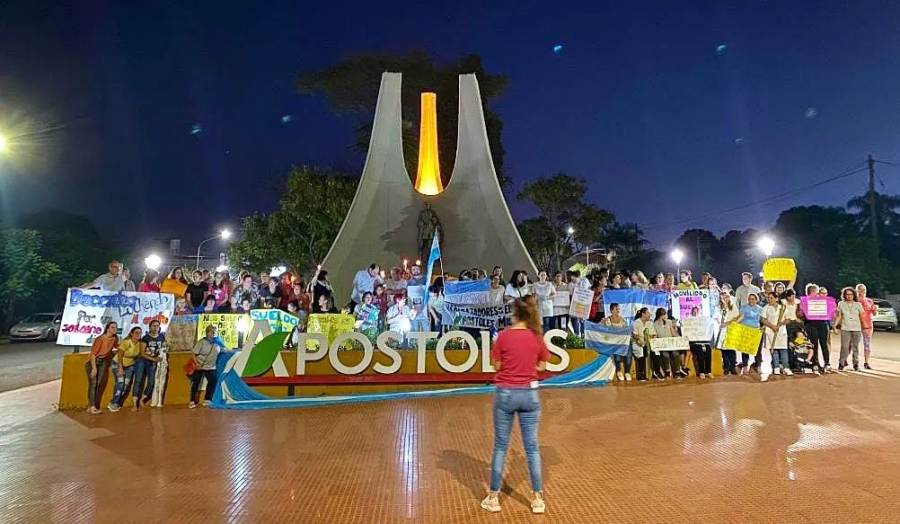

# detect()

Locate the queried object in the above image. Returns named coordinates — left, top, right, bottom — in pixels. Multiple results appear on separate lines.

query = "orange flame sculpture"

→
left=414, top=92, right=444, bottom=195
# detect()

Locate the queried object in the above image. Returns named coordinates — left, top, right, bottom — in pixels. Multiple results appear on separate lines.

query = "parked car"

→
left=9, top=313, right=62, bottom=342
left=872, top=299, right=897, bottom=331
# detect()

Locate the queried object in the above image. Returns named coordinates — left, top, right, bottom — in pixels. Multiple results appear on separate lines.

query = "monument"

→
left=322, top=72, right=537, bottom=301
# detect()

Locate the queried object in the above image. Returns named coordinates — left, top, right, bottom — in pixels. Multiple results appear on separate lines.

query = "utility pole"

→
left=867, top=154, right=882, bottom=289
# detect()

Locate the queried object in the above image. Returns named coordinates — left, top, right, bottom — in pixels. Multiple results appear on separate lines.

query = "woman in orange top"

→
left=85, top=321, right=118, bottom=414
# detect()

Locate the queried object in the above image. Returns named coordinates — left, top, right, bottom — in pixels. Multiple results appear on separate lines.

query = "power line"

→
left=643, top=162, right=869, bottom=231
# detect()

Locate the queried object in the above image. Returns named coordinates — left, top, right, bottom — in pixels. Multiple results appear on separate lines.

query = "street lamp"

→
left=0, top=133, right=8, bottom=153
left=670, top=248, right=684, bottom=276
left=144, top=254, right=162, bottom=271
left=195, top=229, right=232, bottom=269
left=757, top=236, right=775, bottom=258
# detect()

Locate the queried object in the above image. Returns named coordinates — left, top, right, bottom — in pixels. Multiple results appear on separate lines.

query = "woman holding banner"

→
left=737, top=292, right=764, bottom=374
left=481, top=298, right=549, bottom=515
left=603, top=303, right=630, bottom=381
left=652, top=307, right=680, bottom=379
left=761, top=291, right=792, bottom=380
left=632, top=307, right=654, bottom=381
left=717, top=292, right=740, bottom=375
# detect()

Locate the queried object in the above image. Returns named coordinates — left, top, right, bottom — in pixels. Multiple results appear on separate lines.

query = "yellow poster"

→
left=196, top=313, right=249, bottom=350
left=723, top=323, right=763, bottom=356
left=762, top=258, right=797, bottom=282
left=305, top=313, right=356, bottom=350
left=160, top=279, right=188, bottom=298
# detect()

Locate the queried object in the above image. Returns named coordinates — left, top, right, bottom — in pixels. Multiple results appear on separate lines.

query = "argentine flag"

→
left=602, top=289, right=669, bottom=322
left=424, top=232, right=441, bottom=305
left=584, top=321, right=632, bottom=356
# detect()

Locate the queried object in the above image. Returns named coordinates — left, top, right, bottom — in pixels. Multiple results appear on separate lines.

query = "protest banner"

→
left=57, top=288, right=176, bottom=346
left=443, top=302, right=512, bottom=330
left=680, top=316, right=715, bottom=342
left=306, top=313, right=356, bottom=350
left=553, top=290, right=570, bottom=307
left=250, top=309, right=300, bottom=333
left=800, top=296, right=836, bottom=321
left=762, top=258, right=797, bottom=282
left=569, top=287, right=594, bottom=320
left=196, top=313, right=249, bottom=350
left=602, top=289, right=669, bottom=321
left=650, top=336, right=690, bottom=352
left=159, top=279, right=187, bottom=298
left=670, top=289, right=712, bottom=320
left=167, top=314, right=199, bottom=351
left=722, top=322, right=763, bottom=355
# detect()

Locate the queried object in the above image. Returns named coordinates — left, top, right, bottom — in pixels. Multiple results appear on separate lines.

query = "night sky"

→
left=2, top=1, right=899, bottom=251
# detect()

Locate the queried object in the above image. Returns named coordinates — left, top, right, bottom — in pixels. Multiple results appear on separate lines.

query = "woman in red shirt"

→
left=856, top=283, right=877, bottom=369
left=481, top=298, right=549, bottom=515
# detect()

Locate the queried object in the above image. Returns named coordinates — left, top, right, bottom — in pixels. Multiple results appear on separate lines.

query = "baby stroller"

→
left=789, top=328, right=818, bottom=375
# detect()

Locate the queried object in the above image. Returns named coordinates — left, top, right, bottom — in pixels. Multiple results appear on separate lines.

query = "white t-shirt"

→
left=632, top=318, right=653, bottom=357
left=837, top=301, right=864, bottom=332
left=533, top=282, right=555, bottom=318
left=504, top=283, right=531, bottom=300
left=762, top=303, right=788, bottom=349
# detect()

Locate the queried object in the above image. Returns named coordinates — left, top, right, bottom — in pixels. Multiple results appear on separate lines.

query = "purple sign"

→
left=800, top=296, right=836, bottom=321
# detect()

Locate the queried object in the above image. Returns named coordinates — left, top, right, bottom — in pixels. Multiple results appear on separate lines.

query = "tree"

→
left=517, top=217, right=556, bottom=272
left=673, top=229, right=718, bottom=273
left=298, top=52, right=510, bottom=187
left=0, top=227, right=60, bottom=329
left=602, top=222, right=650, bottom=267
left=774, top=206, right=858, bottom=292
left=229, top=166, right=357, bottom=274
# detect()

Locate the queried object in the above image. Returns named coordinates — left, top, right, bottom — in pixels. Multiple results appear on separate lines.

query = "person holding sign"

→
left=737, top=293, right=764, bottom=374
left=717, top=292, right=740, bottom=375
left=761, top=291, right=792, bottom=380
left=652, top=308, right=680, bottom=379
left=189, top=325, right=222, bottom=409
left=533, top=271, right=557, bottom=332
left=632, top=307, right=654, bottom=381
left=602, top=303, right=631, bottom=381
left=802, top=284, right=831, bottom=373
left=834, top=287, right=865, bottom=371
left=686, top=307, right=714, bottom=379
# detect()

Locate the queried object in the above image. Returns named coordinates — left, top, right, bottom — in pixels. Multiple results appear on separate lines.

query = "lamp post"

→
left=195, top=229, right=231, bottom=269
left=757, top=236, right=775, bottom=281
left=0, top=133, right=8, bottom=154
left=670, top=248, right=684, bottom=277
left=144, top=254, right=162, bottom=271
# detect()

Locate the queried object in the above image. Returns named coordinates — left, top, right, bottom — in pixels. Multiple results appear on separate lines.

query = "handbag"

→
left=183, top=358, right=197, bottom=376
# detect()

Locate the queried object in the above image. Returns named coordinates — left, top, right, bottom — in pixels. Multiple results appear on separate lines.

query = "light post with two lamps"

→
left=195, top=229, right=232, bottom=270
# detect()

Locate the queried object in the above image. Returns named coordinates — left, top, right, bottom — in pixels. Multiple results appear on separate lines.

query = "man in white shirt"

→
left=82, top=260, right=126, bottom=292
left=350, top=263, right=382, bottom=312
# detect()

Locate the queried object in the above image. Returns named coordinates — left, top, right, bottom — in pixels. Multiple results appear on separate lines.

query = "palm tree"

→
left=847, top=191, right=900, bottom=232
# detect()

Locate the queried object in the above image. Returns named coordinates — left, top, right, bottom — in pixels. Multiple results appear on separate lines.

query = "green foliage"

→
left=0, top=227, right=60, bottom=327
left=229, top=165, right=358, bottom=274
left=298, top=51, right=510, bottom=187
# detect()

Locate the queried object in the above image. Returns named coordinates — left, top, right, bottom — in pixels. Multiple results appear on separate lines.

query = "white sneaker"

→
left=825, top=365, right=833, bottom=373
left=201, top=400, right=212, bottom=407
left=188, top=402, right=197, bottom=409
left=616, top=371, right=625, bottom=381
left=773, top=367, right=782, bottom=375
left=784, top=368, right=794, bottom=376
left=760, top=374, right=770, bottom=382
left=531, top=494, right=546, bottom=514
left=107, top=403, right=120, bottom=413
left=480, top=494, right=501, bottom=513
left=624, top=373, right=632, bottom=382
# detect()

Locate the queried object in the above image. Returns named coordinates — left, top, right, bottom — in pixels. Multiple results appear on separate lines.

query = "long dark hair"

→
left=654, top=307, right=667, bottom=321
left=508, top=270, right=527, bottom=288
left=634, top=307, right=649, bottom=321
left=511, top=298, right=542, bottom=336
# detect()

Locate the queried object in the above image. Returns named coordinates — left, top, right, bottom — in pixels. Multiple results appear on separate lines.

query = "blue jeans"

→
left=110, top=362, right=135, bottom=406
left=615, top=352, right=633, bottom=374
left=132, top=358, right=157, bottom=401
left=489, top=387, right=542, bottom=492
left=571, top=317, right=584, bottom=337
left=771, top=348, right=789, bottom=369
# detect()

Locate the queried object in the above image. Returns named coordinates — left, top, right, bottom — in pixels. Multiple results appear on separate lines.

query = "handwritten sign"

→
left=569, top=287, right=594, bottom=320
left=57, top=288, right=175, bottom=346
left=159, top=279, right=188, bottom=298
left=650, top=336, right=690, bottom=352
left=800, top=296, right=836, bottom=321
left=681, top=316, right=715, bottom=342
left=250, top=309, right=299, bottom=333
left=762, top=258, right=797, bottom=282
left=197, top=313, right=249, bottom=350
left=722, top=322, right=763, bottom=356
left=306, top=313, right=356, bottom=350
left=670, top=289, right=712, bottom=320
left=552, top=290, right=570, bottom=307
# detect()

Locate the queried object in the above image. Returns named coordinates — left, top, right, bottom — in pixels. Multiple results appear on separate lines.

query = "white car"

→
left=9, top=313, right=62, bottom=341
left=872, top=299, right=897, bottom=331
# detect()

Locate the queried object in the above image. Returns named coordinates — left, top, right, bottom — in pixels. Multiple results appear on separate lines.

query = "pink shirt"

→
left=859, top=297, right=876, bottom=329
left=491, top=328, right=551, bottom=388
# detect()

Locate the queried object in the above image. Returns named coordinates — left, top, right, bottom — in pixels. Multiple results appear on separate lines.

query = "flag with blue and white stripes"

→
left=584, top=320, right=632, bottom=356
left=602, top=289, right=669, bottom=322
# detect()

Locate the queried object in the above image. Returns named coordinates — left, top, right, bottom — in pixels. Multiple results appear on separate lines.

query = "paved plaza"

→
left=2, top=341, right=900, bottom=523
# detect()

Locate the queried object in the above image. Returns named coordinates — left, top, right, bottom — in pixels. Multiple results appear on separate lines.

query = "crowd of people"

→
left=80, top=258, right=880, bottom=415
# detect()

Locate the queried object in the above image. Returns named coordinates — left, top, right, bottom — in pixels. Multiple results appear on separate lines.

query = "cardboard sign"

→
left=250, top=309, right=299, bottom=333
left=670, top=289, right=712, bottom=320
left=306, top=313, right=356, bottom=350
left=800, top=296, right=836, bottom=321
left=762, top=258, right=797, bottom=282
left=196, top=313, right=249, bottom=350
left=722, top=322, right=763, bottom=356
left=650, top=336, right=691, bottom=352
left=681, top=316, right=715, bottom=342
left=552, top=290, right=570, bottom=307
left=167, top=314, right=199, bottom=351
left=57, top=288, right=176, bottom=346
left=569, top=287, right=594, bottom=320
left=159, top=279, right=188, bottom=298
left=405, top=285, right=430, bottom=331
